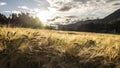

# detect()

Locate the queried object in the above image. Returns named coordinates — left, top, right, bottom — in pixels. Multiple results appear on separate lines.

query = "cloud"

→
left=113, top=3, right=120, bottom=5
left=18, top=5, right=40, bottom=14
left=4, top=11, right=11, bottom=13
left=106, top=0, right=119, bottom=2
left=72, top=0, right=90, bottom=3
left=18, top=6, right=29, bottom=10
left=48, top=15, right=79, bottom=25
left=72, top=0, right=119, bottom=3
left=29, top=8, right=41, bottom=14
left=4, top=10, right=21, bottom=14
left=47, top=0, right=120, bottom=11
left=0, top=2, right=7, bottom=6
left=57, top=2, right=79, bottom=11
left=58, top=3, right=73, bottom=11
left=33, top=0, right=50, bottom=10
left=46, top=0, right=120, bottom=24
left=12, top=11, right=21, bottom=14
left=47, top=0, right=73, bottom=11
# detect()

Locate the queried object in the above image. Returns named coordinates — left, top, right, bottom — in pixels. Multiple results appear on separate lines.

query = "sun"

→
left=37, top=11, right=51, bottom=23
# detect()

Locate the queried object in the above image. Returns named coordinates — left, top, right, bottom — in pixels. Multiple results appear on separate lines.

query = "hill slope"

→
left=103, top=9, right=120, bottom=22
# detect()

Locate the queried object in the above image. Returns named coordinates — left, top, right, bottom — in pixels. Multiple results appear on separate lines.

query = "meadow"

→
left=0, top=27, right=120, bottom=68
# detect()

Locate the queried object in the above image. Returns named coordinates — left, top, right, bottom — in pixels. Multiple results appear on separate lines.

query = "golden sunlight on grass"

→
left=0, top=27, right=120, bottom=68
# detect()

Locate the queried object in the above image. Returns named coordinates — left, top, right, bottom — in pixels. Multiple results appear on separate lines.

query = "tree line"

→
left=59, top=19, right=120, bottom=34
left=0, top=13, right=43, bottom=29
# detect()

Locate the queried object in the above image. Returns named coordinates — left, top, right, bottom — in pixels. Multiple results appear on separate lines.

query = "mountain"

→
left=58, top=9, right=120, bottom=33
left=102, top=9, right=120, bottom=22
left=58, top=19, right=101, bottom=30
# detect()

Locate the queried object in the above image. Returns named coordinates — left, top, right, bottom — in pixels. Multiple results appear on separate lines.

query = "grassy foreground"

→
left=0, top=27, right=120, bottom=68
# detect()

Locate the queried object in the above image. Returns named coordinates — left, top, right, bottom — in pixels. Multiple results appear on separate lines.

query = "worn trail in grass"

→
left=0, top=27, right=120, bottom=68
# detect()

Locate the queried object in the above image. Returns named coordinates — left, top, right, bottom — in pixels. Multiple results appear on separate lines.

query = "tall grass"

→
left=0, top=27, right=120, bottom=68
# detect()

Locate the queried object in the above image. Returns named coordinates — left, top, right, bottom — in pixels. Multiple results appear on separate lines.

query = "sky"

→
left=0, top=0, right=120, bottom=24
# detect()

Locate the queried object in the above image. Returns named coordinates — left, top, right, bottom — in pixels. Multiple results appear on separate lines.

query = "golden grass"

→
left=0, top=27, right=120, bottom=68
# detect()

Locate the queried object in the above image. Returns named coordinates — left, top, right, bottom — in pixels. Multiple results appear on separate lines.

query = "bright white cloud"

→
left=12, top=10, right=21, bottom=14
left=4, top=11, right=11, bottom=13
left=18, top=6, right=29, bottom=10
left=18, top=6, right=39, bottom=15
left=0, top=2, right=7, bottom=6
left=4, top=10, right=21, bottom=14
left=18, top=6, right=41, bottom=14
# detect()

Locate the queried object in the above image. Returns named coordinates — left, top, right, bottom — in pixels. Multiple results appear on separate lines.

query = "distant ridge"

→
left=103, top=9, right=120, bottom=22
left=58, top=9, right=120, bottom=33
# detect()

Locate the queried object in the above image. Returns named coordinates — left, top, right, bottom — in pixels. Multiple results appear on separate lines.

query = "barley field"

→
left=0, top=27, right=120, bottom=68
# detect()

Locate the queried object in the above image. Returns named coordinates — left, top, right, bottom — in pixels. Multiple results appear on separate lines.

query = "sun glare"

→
left=37, top=11, right=51, bottom=23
